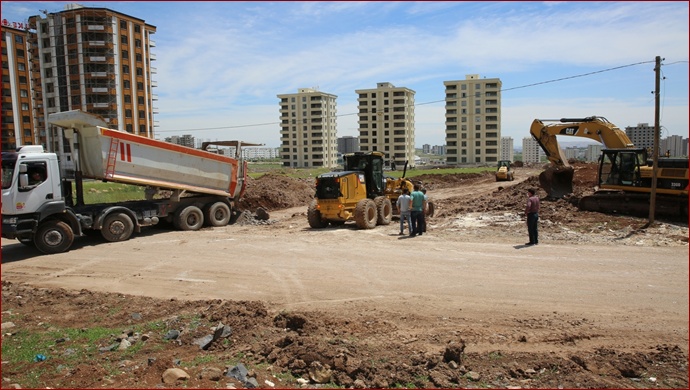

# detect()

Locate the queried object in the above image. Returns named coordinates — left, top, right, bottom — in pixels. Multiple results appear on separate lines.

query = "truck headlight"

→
left=3, top=217, right=18, bottom=225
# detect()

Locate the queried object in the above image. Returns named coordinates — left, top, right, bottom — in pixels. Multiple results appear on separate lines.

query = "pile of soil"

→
left=238, top=174, right=315, bottom=212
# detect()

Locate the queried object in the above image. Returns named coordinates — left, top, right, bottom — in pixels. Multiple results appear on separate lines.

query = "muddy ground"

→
left=1, top=162, right=688, bottom=389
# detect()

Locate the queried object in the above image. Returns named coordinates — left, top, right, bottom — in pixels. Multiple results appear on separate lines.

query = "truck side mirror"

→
left=19, top=173, right=29, bottom=188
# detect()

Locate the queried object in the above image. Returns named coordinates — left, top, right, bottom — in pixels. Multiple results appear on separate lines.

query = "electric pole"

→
left=648, top=56, right=662, bottom=224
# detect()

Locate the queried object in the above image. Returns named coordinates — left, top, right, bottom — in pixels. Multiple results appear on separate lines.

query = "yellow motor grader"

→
left=308, top=152, right=417, bottom=229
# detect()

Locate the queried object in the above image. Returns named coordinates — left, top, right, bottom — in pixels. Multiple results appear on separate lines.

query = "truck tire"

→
left=34, top=220, right=74, bottom=254
left=175, top=205, right=204, bottom=231
left=374, top=196, right=393, bottom=225
left=307, top=199, right=328, bottom=228
left=101, top=212, right=134, bottom=242
left=354, top=199, right=377, bottom=229
left=205, top=202, right=231, bottom=227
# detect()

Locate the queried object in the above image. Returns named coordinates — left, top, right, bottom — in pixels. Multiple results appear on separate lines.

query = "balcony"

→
left=89, top=56, right=107, bottom=62
left=149, top=53, right=156, bottom=60
left=87, top=25, right=105, bottom=31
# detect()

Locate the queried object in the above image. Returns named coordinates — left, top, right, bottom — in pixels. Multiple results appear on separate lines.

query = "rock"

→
left=466, top=371, right=481, bottom=381
left=308, top=361, right=332, bottom=384
left=162, top=367, right=190, bottom=384
left=199, top=367, right=223, bottom=381
left=163, top=329, right=180, bottom=340
left=117, top=339, right=131, bottom=350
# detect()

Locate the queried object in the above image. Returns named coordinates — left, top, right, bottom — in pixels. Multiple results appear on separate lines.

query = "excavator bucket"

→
left=539, top=166, right=574, bottom=198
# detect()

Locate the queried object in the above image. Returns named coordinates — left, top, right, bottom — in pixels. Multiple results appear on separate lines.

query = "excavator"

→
left=530, top=116, right=688, bottom=218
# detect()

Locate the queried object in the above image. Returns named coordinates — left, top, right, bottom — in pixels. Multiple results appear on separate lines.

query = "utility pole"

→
left=648, top=56, right=662, bottom=224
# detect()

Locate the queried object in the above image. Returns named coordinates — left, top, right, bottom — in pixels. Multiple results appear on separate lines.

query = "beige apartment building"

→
left=24, top=4, right=157, bottom=168
left=278, top=88, right=338, bottom=168
left=444, top=74, right=502, bottom=165
left=355, top=82, right=415, bottom=168
left=1, top=24, right=38, bottom=150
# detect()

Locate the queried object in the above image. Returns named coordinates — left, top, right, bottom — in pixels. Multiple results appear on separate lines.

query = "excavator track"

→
left=579, top=191, right=688, bottom=220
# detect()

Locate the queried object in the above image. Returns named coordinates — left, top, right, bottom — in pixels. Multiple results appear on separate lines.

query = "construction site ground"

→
left=1, top=162, right=688, bottom=389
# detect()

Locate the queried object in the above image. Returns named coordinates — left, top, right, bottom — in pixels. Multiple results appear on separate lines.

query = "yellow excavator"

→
left=530, top=116, right=688, bottom=218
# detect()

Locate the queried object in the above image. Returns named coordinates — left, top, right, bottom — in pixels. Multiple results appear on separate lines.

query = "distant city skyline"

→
left=2, top=1, right=688, bottom=148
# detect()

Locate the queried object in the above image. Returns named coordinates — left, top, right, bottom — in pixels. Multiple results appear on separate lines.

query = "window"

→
left=16, top=49, right=24, bottom=58
left=125, top=109, right=132, bottom=118
left=122, top=50, right=128, bottom=58
left=43, top=53, right=52, bottom=63
left=21, top=103, right=29, bottom=110
left=121, top=35, right=128, bottom=44
left=20, top=90, right=28, bottom=97
left=17, top=63, right=25, bottom=71
left=19, top=76, right=27, bottom=84
left=15, top=35, right=23, bottom=44
left=123, top=65, right=130, bottom=73
left=123, top=80, right=130, bottom=89
left=120, top=20, right=127, bottom=29
left=124, top=95, right=131, bottom=103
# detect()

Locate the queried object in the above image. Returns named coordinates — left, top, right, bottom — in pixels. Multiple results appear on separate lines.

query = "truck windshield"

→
left=1, top=152, right=17, bottom=190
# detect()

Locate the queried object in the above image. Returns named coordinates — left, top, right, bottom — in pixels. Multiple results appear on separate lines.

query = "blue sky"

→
left=2, top=1, right=688, bottom=148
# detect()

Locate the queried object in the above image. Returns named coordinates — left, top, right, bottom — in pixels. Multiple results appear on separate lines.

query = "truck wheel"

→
left=374, top=196, right=393, bottom=225
left=101, top=212, right=134, bottom=242
left=175, top=205, right=204, bottom=231
left=34, top=220, right=74, bottom=254
left=205, top=202, right=231, bottom=227
left=307, top=199, right=328, bottom=228
left=354, top=199, right=377, bottom=229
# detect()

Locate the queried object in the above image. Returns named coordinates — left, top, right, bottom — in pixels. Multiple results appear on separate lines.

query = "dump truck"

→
left=1, top=110, right=259, bottom=254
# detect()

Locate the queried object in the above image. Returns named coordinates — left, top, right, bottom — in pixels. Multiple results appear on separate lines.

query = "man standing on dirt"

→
left=525, top=188, right=540, bottom=246
left=410, top=184, right=425, bottom=237
left=397, top=188, right=412, bottom=235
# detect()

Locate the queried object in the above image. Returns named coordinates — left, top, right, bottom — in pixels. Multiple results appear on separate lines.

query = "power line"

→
left=157, top=59, right=666, bottom=134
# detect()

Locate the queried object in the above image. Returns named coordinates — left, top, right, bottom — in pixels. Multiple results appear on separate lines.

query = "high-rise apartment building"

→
left=660, top=135, right=687, bottom=157
left=277, top=88, right=338, bottom=168
left=444, top=75, right=502, bottom=165
left=1, top=25, right=38, bottom=150
left=500, top=136, right=514, bottom=162
left=337, top=135, right=359, bottom=155
left=522, top=137, right=542, bottom=163
left=164, top=134, right=195, bottom=148
left=355, top=82, right=415, bottom=168
left=625, top=123, right=655, bottom=151
left=25, top=4, right=157, bottom=168
left=585, top=144, right=602, bottom=162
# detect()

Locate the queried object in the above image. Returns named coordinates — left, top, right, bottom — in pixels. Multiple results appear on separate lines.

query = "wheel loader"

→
left=308, top=152, right=416, bottom=229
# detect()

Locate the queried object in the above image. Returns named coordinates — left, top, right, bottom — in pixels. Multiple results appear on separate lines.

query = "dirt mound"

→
left=2, top=281, right=687, bottom=389
left=238, top=174, right=315, bottom=211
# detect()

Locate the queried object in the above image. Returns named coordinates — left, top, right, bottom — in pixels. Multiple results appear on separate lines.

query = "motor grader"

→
left=308, top=152, right=415, bottom=229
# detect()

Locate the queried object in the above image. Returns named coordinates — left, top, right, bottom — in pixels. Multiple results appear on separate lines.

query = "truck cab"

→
left=2, top=146, right=78, bottom=252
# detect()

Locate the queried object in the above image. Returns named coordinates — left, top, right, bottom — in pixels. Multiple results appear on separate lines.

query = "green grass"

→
left=79, top=181, right=147, bottom=203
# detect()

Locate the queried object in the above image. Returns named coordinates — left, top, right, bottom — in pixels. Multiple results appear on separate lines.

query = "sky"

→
left=2, top=1, right=688, bottom=148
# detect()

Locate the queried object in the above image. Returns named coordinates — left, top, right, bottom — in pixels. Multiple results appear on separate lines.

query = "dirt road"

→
left=1, top=166, right=688, bottom=388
